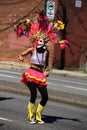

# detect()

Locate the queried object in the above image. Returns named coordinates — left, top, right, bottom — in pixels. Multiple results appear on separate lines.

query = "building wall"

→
left=0, top=0, right=87, bottom=69
left=53, top=0, right=87, bottom=69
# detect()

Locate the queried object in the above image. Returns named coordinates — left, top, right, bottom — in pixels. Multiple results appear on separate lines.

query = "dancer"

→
left=17, top=10, right=68, bottom=125
left=18, top=38, right=49, bottom=124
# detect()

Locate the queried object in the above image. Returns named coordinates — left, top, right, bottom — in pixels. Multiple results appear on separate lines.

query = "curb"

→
left=50, top=69, right=87, bottom=79
left=0, top=61, right=29, bottom=70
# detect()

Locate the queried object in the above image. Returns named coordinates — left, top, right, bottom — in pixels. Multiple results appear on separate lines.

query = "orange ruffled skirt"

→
left=20, top=68, right=47, bottom=87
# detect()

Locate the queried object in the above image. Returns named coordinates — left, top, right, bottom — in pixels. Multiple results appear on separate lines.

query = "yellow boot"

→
left=27, top=102, right=36, bottom=124
left=36, top=104, right=44, bottom=124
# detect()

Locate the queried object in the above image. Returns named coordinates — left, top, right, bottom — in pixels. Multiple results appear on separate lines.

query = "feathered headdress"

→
left=15, top=10, right=71, bottom=50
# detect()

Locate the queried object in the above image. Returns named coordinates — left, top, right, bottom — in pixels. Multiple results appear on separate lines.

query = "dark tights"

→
left=27, top=82, right=48, bottom=106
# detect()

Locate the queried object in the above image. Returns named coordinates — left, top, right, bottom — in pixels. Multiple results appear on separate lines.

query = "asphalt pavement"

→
left=0, top=61, right=87, bottom=108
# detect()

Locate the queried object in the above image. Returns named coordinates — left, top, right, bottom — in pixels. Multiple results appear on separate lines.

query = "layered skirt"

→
left=20, top=68, right=47, bottom=87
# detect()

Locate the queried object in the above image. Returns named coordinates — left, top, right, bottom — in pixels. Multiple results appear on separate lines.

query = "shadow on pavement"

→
left=42, top=114, right=82, bottom=124
left=0, top=97, right=15, bottom=101
left=0, top=123, right=4, bottom=127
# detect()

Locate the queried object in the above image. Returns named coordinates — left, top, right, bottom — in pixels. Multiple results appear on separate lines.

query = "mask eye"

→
left=40, top=40, right=43, bottom=43
left=39, top=39, right=44, bottom=44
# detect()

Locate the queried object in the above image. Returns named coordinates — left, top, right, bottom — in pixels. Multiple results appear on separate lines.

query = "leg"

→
left=36, top=86, right=48, bottom=124
left=27, top=82, right=37, bottom=124
left=27, top=82, right=37, bottom=104
left=38, top=86, right=48, bottom=106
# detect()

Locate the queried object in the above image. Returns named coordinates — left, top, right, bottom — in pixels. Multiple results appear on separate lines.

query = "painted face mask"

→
left=37, top=38, right=45, bottom=48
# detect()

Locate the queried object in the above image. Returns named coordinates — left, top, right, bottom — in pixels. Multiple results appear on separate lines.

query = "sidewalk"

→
left=51, top=69, right=87, bottom=79
left=0, top=61, right=87, bottom=108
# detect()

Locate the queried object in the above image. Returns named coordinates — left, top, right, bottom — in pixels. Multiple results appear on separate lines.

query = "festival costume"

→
left=21, top=68, right=47, bottom=87
left=20, top=48, right=47, bottom=87
left=36, top=103, right=45, bottom=124
left=27, top=102, right=45, bottom=124
left=27, top=102, right=36, bottom=124
left=14, top=19, right=31, bottom=37
left=20, top=39, right=48, bottom=124
left=16, top=10, right=72, bottom=124
left=15, top=11, right=72, bottom=50
left=21, top=45, right=48, bottom=124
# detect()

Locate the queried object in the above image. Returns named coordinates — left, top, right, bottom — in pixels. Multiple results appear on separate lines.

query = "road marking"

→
left=0, top=117, right=13, bottom=122
left=0, top=74, right=15, bottom=78
left=0, top=69, right=21, bottom=75
left=48, top=82, right=87, bottom=92
left=49, top=77, right=87, bottom=86
left=64, top=85, right=87, bottom=91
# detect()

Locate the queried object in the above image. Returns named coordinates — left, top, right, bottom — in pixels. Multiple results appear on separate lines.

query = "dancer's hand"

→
left=18, top=55, right=24, bottom=62
left=44, top=70, right=49, bottom=77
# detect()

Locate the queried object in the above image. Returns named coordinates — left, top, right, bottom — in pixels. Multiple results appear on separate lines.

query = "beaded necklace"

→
left=36, top=51, right=44, bottom=65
